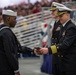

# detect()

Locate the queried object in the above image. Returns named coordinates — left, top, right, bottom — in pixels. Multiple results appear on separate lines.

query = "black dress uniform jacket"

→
left=0, top=24, right=33, bottom=75
left=56, top=20, right=76, bottom=72
left=52, top=21, right=61, bottom=44
left=52, top=20, right=61, bottom=64
left=52, top=21, right=61, bottom=75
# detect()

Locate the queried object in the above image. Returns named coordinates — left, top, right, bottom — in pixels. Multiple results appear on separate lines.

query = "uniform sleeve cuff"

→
left=14, top=69, right=19, bottom=73
left=51, top=45, right=57, bottom=54
left=48, top=47, right=52, bottom=54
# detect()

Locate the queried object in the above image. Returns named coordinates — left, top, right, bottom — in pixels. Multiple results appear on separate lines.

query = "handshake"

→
left=34, top=47, right=42, bottom=55
left=34, top=47, right=49, bottom=55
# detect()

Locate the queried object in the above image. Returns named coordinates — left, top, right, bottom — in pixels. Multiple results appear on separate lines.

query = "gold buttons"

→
left=58, top=55, right=60, bottom=57
left=57, top=46, right=59, bottom=49
left=55, top=43, right=56, bottom=45
left=61, top=55, right=63, bottom=57
left=58, top=55, right=63, bottom=57
left=55, top=38, right=57, bottom=40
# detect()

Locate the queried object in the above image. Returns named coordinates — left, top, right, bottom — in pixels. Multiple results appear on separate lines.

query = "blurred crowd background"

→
left=0, top=0, right=76, bottom=24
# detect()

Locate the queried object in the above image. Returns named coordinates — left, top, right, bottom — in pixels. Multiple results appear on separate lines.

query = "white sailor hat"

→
left=50, top=2, right=65, bottom=11
left=2, top=9, right=17, bottom=16
left=56, top=6, right=72, bottom=16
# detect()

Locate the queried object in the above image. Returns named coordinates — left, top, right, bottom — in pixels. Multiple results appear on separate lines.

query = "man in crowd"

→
left=35, top=5, right=76, bottom=75
left=0, top=10, right=34, bottom=75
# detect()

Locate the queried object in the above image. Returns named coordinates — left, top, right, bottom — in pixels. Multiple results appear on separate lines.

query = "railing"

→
left=12, top=5, right=76, bottom=53
left=12, top=9, right=53, bottom=50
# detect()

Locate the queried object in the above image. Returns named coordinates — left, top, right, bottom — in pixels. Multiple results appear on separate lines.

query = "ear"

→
left=6, top=17, right=10, bottom=22
left=66, top=13, right=69, bottom=16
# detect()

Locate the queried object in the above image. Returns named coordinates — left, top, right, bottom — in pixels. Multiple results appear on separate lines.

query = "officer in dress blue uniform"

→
left=34, top=5, right=76, bottom=75
left=50, top=2, right=65, bottom=75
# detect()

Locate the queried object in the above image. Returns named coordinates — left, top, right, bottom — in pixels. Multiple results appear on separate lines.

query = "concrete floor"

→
left=19, top=57, right=52, bottom=75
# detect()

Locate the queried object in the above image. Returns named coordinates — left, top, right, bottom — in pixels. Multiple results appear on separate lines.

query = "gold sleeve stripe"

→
left=50, top=45, right=57, bottom=54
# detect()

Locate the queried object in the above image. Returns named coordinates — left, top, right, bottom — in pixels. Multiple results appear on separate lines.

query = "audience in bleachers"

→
left=0, top=0, right=75, bottom=23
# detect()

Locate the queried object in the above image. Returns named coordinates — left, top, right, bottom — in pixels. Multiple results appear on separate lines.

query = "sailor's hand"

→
left=34, top=47, right=42, bottom=55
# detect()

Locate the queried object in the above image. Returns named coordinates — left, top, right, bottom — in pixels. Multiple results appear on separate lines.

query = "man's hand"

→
left=34, top=47, right=42, bottom=55
left=39, top=48, right=48, bottom=54
left=15, top=72, right=20, bottom=75
left=34, top=47, right=49, bottom=55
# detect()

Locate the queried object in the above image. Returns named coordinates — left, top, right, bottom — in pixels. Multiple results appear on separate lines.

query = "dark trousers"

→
left=60, top=71, right=76, bottom=75
left=52, top=64, right=60, bottom=75
left=0, top=70, right=14, bottom=75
